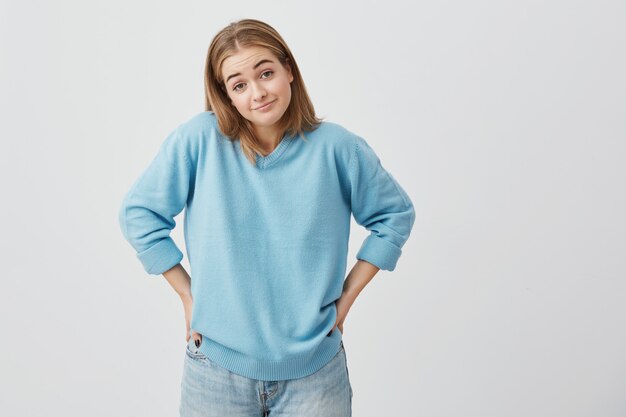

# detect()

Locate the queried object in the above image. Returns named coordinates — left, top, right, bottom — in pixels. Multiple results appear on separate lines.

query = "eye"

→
left=232, top=71, right=274, bottom=92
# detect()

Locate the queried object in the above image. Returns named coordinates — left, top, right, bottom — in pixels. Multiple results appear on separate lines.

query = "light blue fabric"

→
left=119, top=111, right=415, bottom=380
left=181, top=336, right=352, bottom=416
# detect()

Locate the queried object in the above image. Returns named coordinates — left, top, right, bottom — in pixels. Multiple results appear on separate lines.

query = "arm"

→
left=118, top=127, right=198, bottom=341
left=342, top=259, right=380, bottom=302
left=163, top=263, right=198, bottom=343
left=331, top=135, right=415, bottom=334
left=163, top=263, right=192, bottom=299
left=331, top=260, right=379, bottom=336
left=118, top=127, right=195, bottom=276
left=349, top=135, right=415, bottom=272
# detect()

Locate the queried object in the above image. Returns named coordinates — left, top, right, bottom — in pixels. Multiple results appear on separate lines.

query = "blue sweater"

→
left=118, top=111, right=415, bottom=380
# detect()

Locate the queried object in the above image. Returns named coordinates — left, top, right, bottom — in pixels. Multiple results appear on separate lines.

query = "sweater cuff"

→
left=356, top=234, right=402, bottom=271
left=136, top=237, right=184, bottom=275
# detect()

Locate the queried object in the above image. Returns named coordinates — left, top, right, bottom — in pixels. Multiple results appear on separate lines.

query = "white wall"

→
left=1, top=0, right=624, bottom=416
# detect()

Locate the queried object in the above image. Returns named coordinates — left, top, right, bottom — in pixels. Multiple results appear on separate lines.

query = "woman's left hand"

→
left=328, top=294, right=353, bottom=336
left=327, top=260, right=379, bottom=337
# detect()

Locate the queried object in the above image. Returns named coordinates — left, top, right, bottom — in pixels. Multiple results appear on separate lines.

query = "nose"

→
left=251, top=82, right=267, bottom=102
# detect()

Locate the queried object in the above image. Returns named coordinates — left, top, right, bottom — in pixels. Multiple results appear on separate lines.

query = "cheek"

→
left=282, top=83, right=292, bottom=101
left=231, top=96, right=248, bottom=112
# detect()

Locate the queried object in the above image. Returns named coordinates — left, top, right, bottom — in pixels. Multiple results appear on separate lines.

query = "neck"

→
left=254, top=125, right=283, bottom=154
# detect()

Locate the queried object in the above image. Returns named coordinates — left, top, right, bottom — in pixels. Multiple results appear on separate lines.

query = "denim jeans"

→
left=180, top=336, right=353, bottom=417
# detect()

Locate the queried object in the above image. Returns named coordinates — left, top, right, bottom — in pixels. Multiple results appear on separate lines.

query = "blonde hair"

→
left=204, top=18, right=323, bottom=166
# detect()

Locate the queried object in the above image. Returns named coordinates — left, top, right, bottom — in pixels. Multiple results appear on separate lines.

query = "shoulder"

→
left=310, top=120, right=353, bottom=142
left=167, top=111, right=222, bottom=147
left=309, top=120, right=380, bottom=168
left=156, top=111, right=220, bottom=166
left=175, top=111, right=220, bottom=139
left=308, top=120, right=360, bottom=159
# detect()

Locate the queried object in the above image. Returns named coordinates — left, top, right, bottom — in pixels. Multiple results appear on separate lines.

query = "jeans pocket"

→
left=185, top=336, right=207, bottom=361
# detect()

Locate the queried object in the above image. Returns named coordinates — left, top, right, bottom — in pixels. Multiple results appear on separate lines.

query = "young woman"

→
left=119, top=18, right=415, bottom=417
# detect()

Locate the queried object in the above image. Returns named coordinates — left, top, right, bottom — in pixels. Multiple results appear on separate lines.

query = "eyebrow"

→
left=225, top=59, right=275, bottom=84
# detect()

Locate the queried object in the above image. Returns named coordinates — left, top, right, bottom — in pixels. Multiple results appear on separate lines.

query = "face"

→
left=221, top=46, right=294, bottom=136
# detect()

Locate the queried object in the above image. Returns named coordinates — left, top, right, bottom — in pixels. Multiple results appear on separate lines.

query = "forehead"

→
left=221, top=46, right=276, bottom=79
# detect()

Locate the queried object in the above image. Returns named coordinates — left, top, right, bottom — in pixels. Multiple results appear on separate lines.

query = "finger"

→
left=192, top=332, right=202, bottom=347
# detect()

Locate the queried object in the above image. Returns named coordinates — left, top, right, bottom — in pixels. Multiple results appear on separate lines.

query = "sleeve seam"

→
left=181, top=130, right=192, bottom=171
left=347, top=134, right=358, bottom=183
left=353, top=135, right=412, bottom=212
left=166, top=127, right=192, bottom=171
left=384, top=169, right=412, bottom=211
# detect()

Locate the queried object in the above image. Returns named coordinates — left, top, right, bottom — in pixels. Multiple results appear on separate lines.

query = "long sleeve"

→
left=118, top=127, right=194, bottom=275
left=348, top=135, right=415, bottom=271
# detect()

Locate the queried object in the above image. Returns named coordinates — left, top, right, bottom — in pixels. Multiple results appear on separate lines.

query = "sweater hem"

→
left=198, top=330, right=344, bottom=381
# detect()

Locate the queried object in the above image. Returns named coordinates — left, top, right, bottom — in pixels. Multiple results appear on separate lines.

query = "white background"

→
left=1, top=0, right=625, bottom=416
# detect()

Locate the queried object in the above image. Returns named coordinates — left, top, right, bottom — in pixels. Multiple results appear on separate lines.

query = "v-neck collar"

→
left=255, top=132, right=295, bottom=169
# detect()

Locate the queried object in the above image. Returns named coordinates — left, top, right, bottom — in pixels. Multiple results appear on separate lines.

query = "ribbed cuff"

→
left=356, top=234, right=402, bottom=271
left=137, top=237, right=184, bottom=275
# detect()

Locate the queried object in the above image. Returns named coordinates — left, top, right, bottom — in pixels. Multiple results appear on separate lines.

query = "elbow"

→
left=118, top=201, right=128, bottom=240
left=407, top=200, right=416, bottom=236
left=118, top=195, right=134, bottom=243
left=395, top=198, right=415, bottom=242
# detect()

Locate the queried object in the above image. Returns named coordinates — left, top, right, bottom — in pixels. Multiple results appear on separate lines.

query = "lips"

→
left=254, top=100, right=276, bottom=110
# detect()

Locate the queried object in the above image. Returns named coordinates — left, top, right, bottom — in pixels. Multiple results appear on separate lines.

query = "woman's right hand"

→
left=162, top=264, right=200, bottom=344
left=182, top=295, right=201, bottom=345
